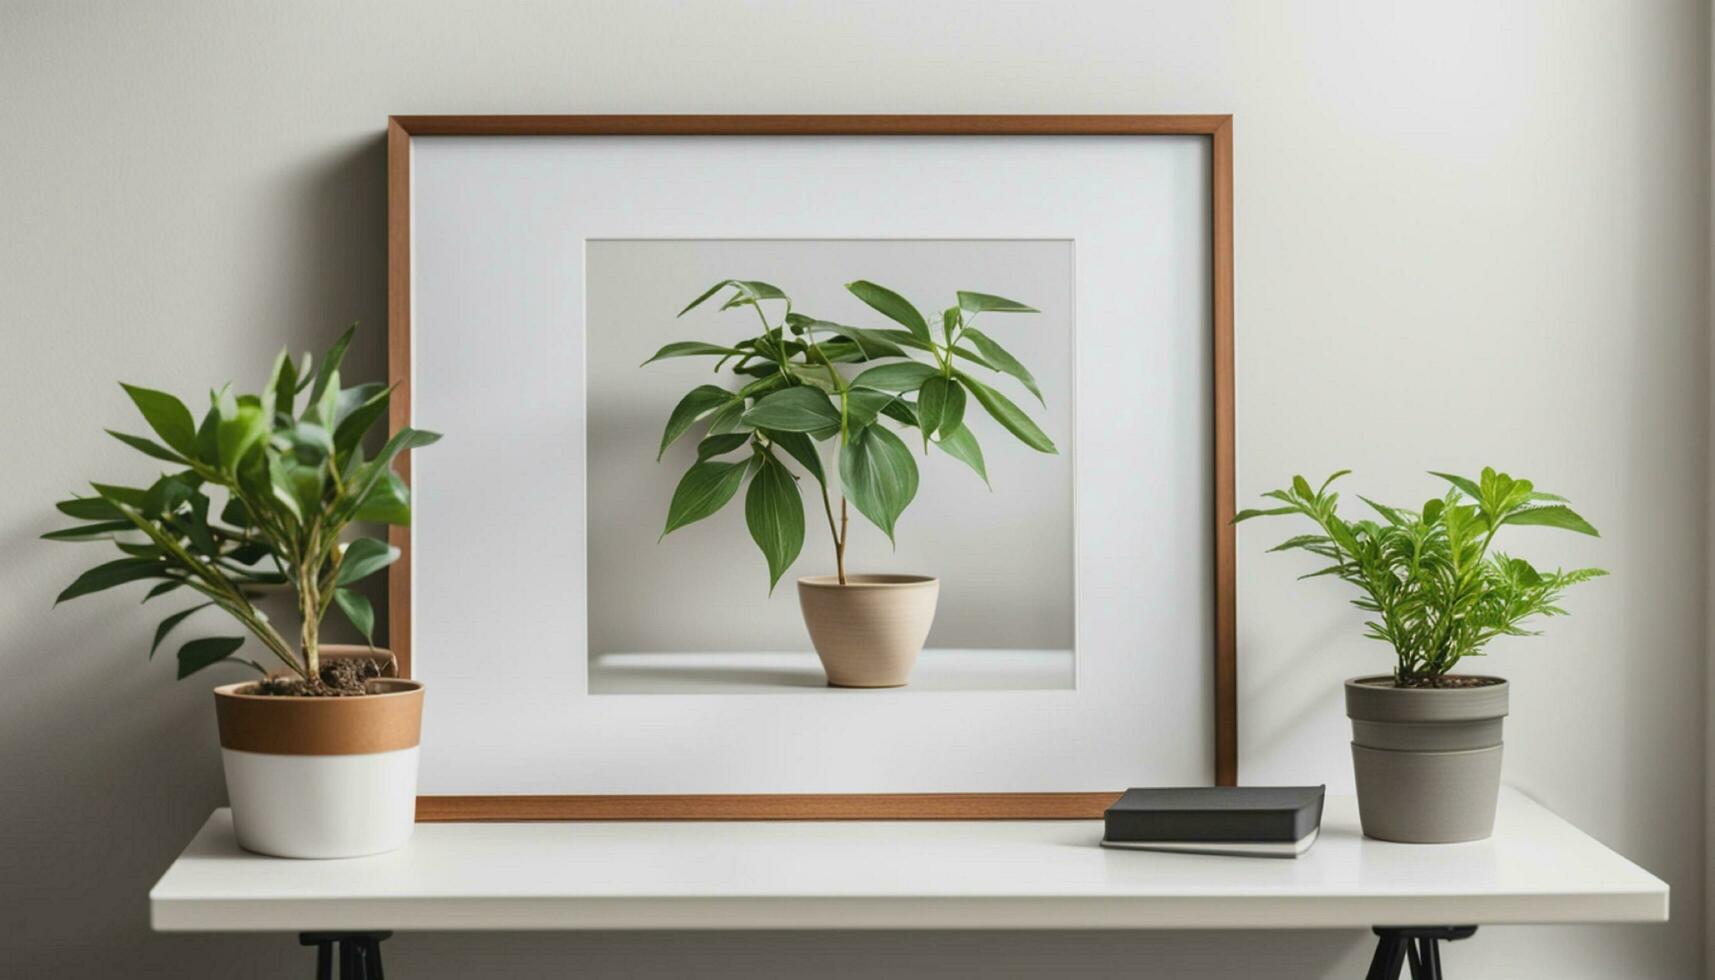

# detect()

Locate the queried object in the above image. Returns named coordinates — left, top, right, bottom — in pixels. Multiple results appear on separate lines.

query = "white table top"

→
left=150, top=788, right=1668, bottom=932
left=588, top=648, right=1074, bottom=695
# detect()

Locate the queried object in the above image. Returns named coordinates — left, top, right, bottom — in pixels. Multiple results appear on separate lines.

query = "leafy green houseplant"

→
left=1235, top=467, right=1605, bottom=842
left=646, top=279, right=1057, bottom=686
left=45, top=326, right=439, bottom=857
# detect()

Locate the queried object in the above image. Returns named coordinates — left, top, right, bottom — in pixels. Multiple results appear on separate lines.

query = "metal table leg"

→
left=300, top=931, right=392, bottom=979
left=1366, top=926, right=1476, bottom=979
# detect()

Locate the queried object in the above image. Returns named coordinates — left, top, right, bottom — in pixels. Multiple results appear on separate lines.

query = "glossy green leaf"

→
left=741, top=387, right=840, bottom=433
left=176, top=636, right=246, bottom=680
left=151, top=603, right=212, bottom=659
left=703, top=399, right=749, bottom=436
left=915, top=376, right=965, bottom=445
left=142, top=580, right=183, bottom=602
left=1504, top=505, right=1600, bottom=537
left=954, top=371, right=1057, bottom=453
left=337, top=538, right=400, bottom=585
left=269, top=346, right=299, bottom=418
left=839, top=424, right=918, bottom=542
left=880, top=398, right=919, bottom=429
left=960, top=328, right=1043, bottom=405
left=745, top=452, right=804, bottom=592
left=825, top=326, right=910, bottom=360
left=845, top=280, right=931, bottom=343
left=120, top=384, right=197, bottom=456
left=658, top=385, right=735, bottom=459
left=642, top=341, right=743, bottom=365
left=851, top=361, right=938, bottom=393
left=933, top=423, right=988, bottom=488
left=957, top=291, right=1037, bottom=313
left=696, top=432, right=752, bottom=462
left=678, top=280, right=739, bottom=316
left=765, top=429, right=825, bottom=487
left=106, top=430, right=187, bottom=464
left=351, top=470, right=412, bottom=525
left=41, top=520, right=134, bottom=540
left=307, top=324, right=355, bottom=410
left=1430, top=471, right=1482, bottom=501
left=843, top=388, right=899, bottom=432
left=662, top=460, right=749, bottom=536
left=332, top=384, right=392, bottom=453
left=333, top=588, right=375, bottom=643
left=56, top=557, right=167, bottom=604
left=216, top=403, right=269, bottom=471
left=56, top=496, right=125, bottom=521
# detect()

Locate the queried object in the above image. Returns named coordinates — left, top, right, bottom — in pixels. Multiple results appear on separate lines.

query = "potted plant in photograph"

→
left=646, top=279, right=1056, bottom=687
left=46, top=326, right=439, bottom=858
left=1235, top=468, right=1604, bottom=842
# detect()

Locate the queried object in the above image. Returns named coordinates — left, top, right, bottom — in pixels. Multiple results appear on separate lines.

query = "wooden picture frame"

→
left=387, top=115, right=1236, bottom=820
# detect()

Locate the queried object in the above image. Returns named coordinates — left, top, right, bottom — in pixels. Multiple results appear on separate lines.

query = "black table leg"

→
left=300, top=931, right=392, bottom=979
left=1366, top=926, right=1476, bottom=979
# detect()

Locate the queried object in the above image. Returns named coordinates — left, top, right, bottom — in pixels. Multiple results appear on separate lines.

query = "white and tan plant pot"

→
left=213, top=647, right=422, bottom=859
left=797, top=574, right=940, bottom=688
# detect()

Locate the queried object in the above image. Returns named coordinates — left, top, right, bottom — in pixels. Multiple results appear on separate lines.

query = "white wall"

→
left=2, top=1, right=1705, bottom=976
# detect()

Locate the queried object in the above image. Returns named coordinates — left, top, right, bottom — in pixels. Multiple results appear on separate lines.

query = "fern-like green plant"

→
left=1234, top=468, right=1606, bottom=685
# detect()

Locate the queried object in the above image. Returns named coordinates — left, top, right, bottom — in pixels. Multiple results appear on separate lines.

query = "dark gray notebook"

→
left=1101, top=786, right=1325, bottom=857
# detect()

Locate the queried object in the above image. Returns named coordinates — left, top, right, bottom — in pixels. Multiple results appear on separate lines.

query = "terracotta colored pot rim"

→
left=798, top=574, right=937, bottom=589
left=213, top=678, right=423, bottom=702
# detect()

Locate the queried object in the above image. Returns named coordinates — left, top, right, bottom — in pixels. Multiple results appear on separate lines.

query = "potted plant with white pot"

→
left=1236, top=468, right=1604, bottom=842
left=647, top=279, right=1056, bottom=687
left=47, top=326, right=439, bottom=858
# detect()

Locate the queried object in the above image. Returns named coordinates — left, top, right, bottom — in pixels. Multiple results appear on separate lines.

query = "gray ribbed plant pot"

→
left=1345, top=676, right=1509, bottom=843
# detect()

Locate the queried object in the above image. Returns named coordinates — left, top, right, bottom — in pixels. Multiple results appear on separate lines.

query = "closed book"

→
left=1101, top=786, right=1325, bottom=858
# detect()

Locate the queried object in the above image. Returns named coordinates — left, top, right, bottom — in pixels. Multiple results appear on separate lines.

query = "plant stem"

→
left=837, top=498, right=849, bottom=585
left=298, top=557, right=320, bottom=680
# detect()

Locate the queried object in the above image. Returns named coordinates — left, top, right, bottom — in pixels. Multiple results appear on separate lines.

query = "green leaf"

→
left=933, top=423, right=988, bottom=487
left=744, top=452, right=805, bottom=592
left=106, top=430, right=187, bottom=463
left=120, top=384, right=197, bottom=456
left=269, top=346, right=299, bottom=418
left=843, top=389, right=899, bottom=432
left=333, top=588, right=375, bottom=643
left=678, top=280, right=739, bottom=316
left=1422, top=498, right=1445, bottom=525
left=704, top=400, right=749, bottom=436
left=851, top=362, right=939, bottom=393
left=942, top=307, right=959, bottom=344
left=1292, top=475, right=1314, bottom=500
left=1430, top=471, right=1482, bottom=500
left=954, top=371, right=1057, bottom=453
left=696, top=432, right=752, bottom=462
left=915, top=376, right=965, bottom=445
left=951, top=345, right=998, bottom=371
left=56, top=496, right=125, bottom=521
left=332, top=384, right=393, bottom=453
left=216, top=403, right=269, bottom=471
left=56, top=557, right=167, bottom=604
left=337, top=538, right=400, bottom=585
left=663, top=459, right=749, bottom=536
left=642, top=341, right=743, bottom=365
left=1233, top=506, right=1296, bottom=522
left=351, top=470, right=412, bottom=525
left=960, top=328, right=1044, bottom=405
left=845, top=280, right=931, bottom=343
left=151, top=603, right=212, bottom=659
left=880, top=398, right=920, bottom=429
left=741, top=387, right=841, bottom=433
left=765, top=429, right=825, bottom=487
left=1504, top=505, right=1600, bottom=537
left=957, top=291, right=1037, bottom=314
left=839, top=424, right=919, bottom=542
left=142, top=580, right=183, bottom=602
left=307, top=324, right=355, bottom=410
left=1359, top=496, right=1404, bottom=526
left=825, top=326, right=910, bottom=360
left=177, top=636, right=246, bottom=680
left=41, top=520, right=134, bottom=540
left=658, top=385, right=735, bottom=459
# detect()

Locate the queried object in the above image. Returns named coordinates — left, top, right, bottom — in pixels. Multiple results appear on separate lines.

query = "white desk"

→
left=152, top=788, right=1665, bottom=933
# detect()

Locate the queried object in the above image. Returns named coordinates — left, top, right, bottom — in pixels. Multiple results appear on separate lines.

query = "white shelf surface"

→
left=587, top=648, right=1074, bottom=695
left=150, top=788, right=1667, bottom=932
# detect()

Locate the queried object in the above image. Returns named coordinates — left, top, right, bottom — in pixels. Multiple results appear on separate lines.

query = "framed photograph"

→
left=388, top=115, right=1235, bottom=819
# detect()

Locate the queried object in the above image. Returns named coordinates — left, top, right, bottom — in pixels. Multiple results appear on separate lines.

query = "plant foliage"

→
left=647, top=279, right=1057, bottom=590
left=1234, top=468, right=1606, bottom=684
left=47, top=325, right=439, bottom=685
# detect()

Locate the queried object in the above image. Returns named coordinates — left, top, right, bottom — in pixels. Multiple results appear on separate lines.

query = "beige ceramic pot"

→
left=213, top=646, right=422, bottom=858
left=797, top=574, right=940, bottom=688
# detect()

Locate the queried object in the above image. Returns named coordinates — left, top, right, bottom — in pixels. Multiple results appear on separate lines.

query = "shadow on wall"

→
left=0, top=135, right=386, bottom=977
